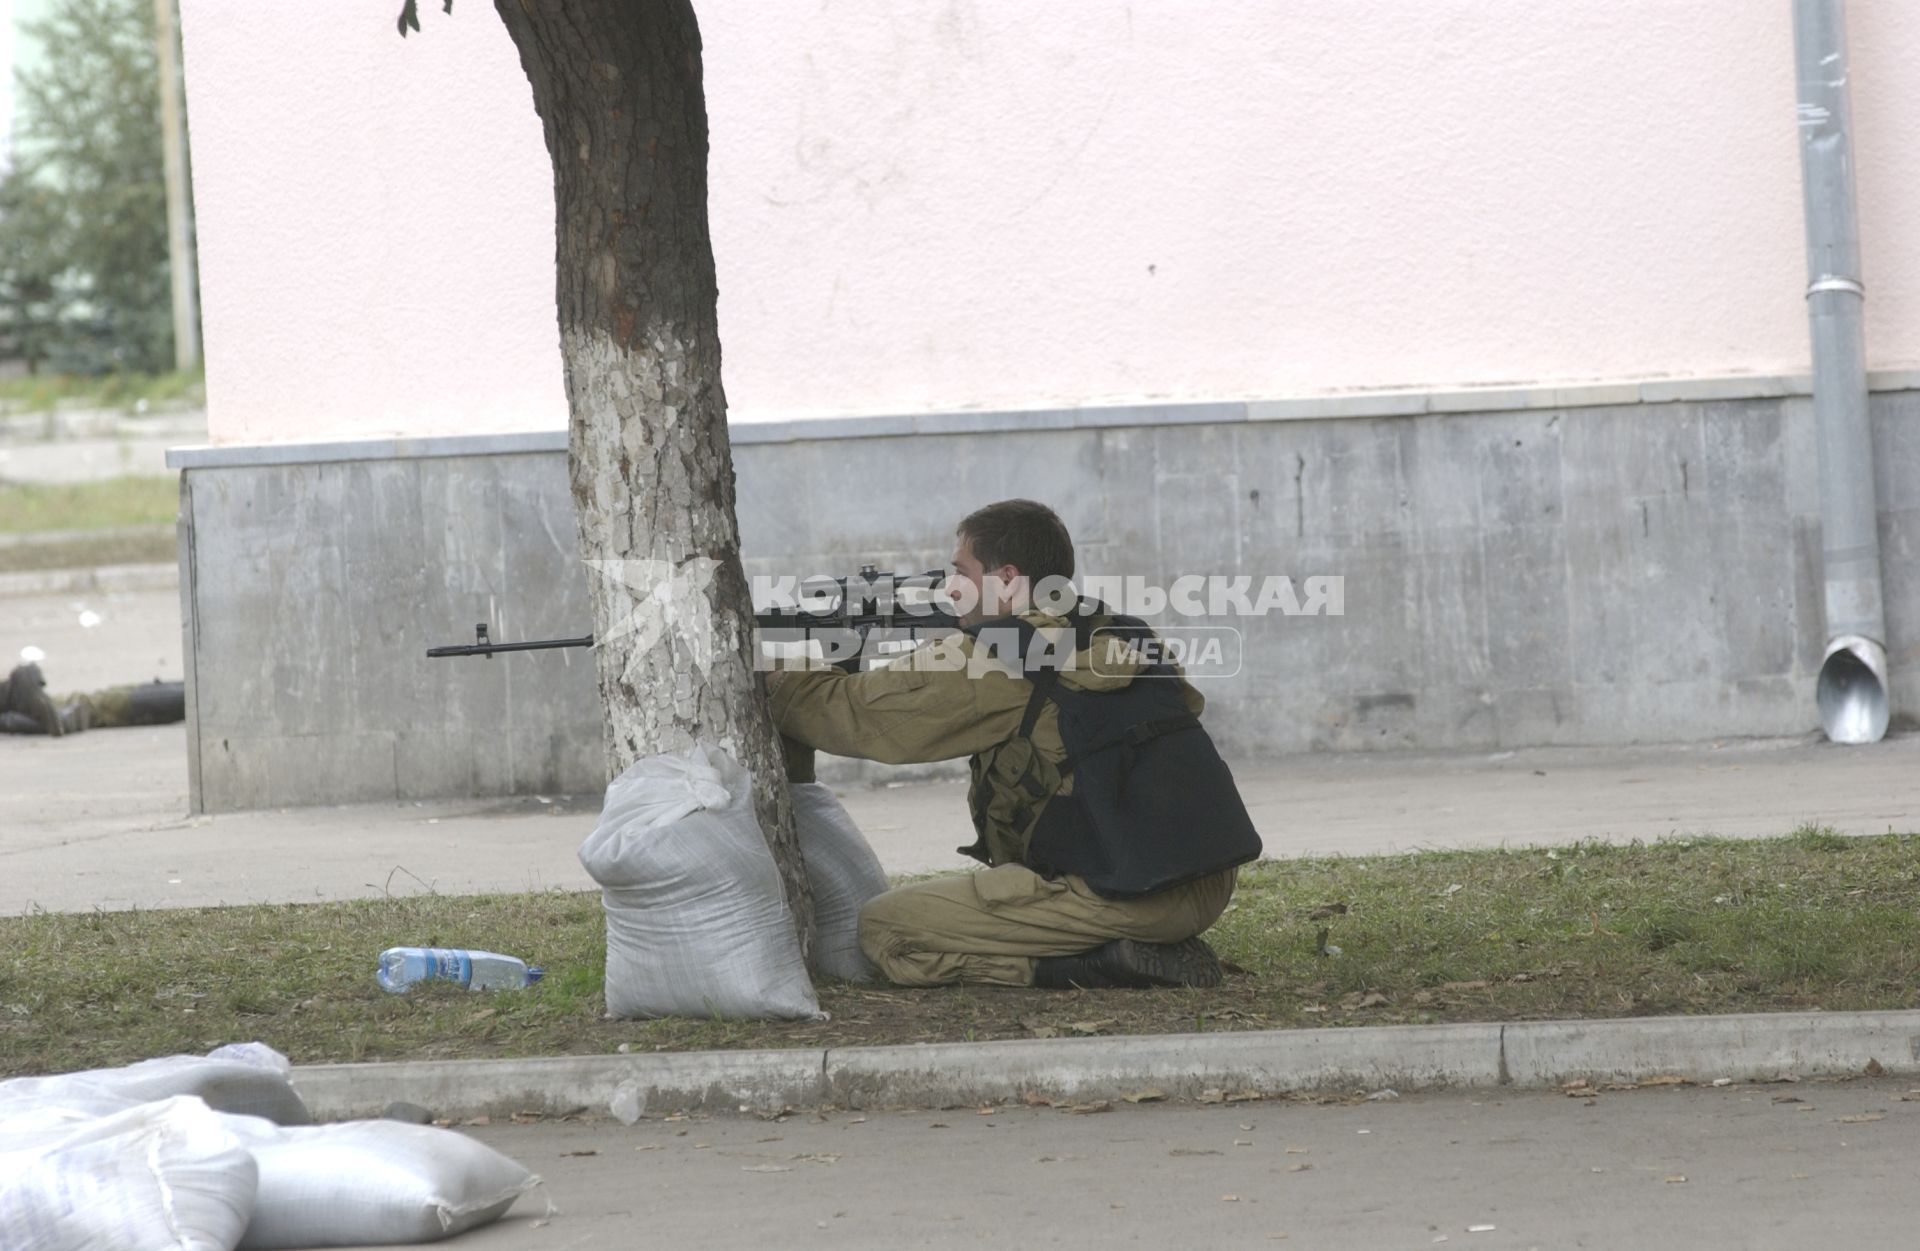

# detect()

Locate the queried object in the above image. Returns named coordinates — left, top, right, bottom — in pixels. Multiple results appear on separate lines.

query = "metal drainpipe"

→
left=1792, top=0, right=1888, bottom=744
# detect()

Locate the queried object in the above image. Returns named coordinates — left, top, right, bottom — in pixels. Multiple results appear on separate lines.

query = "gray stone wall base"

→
left=174, top=390, right=1919, bottom=812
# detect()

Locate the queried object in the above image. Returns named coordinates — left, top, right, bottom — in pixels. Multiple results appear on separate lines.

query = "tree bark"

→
left=494, top=0, right=811, bottom=955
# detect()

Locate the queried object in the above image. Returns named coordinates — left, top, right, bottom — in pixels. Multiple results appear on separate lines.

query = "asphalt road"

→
left=433, top=1080, right=1918, bottom=1250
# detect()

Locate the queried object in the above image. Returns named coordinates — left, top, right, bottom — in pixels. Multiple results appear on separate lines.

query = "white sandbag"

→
left=215, top=1115, right=539, bottom=1248
left=0, top=1095, right=257, bottom=1251
left=579, top=742, right=820, bottom=1020
left=0, top=1043, right=309, bottom=1126
left=791, top=782, right=888, bottom=982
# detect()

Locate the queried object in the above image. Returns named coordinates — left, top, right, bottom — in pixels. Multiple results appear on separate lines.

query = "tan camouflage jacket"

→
left=767, top=610, right=1203, bottom=868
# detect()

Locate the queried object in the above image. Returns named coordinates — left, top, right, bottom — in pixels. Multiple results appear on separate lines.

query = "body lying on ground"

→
left=0, top=663, right=185, bottom=736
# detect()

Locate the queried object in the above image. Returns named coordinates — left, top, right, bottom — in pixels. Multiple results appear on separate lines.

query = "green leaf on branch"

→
left=395, top=0, right=451, bottom=38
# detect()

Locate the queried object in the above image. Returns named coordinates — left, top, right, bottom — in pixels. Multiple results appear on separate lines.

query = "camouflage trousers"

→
left=857, top=863, right=1237, bottom=987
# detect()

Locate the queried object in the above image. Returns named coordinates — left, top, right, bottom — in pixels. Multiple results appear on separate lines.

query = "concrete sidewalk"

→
left=0, top=406, right=204, bottom=483
left=7, top=565, right=1920, bottom=913
left=6, top=565, right=1920, bottom=912
left=4, top=708, right=1918, bottom=914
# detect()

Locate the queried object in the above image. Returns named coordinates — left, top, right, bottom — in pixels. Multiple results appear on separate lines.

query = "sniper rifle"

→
left=425, top=565, right=959, bottom=673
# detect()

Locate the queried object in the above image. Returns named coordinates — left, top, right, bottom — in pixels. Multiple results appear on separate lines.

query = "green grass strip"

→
left=0, top=477, right=178, bottom=534
left=3, top=825, right=1917, bottom=1078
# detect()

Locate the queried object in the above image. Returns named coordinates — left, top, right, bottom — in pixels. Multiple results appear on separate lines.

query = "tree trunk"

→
left=494, top=0, right=811, bottom=955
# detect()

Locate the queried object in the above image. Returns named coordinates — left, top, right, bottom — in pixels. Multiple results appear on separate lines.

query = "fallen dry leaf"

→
left=463, top=1116, right=491, bottom=1127
left=1639, top=1075, right=1689, bottom=1087
left=1665, top=1175, right=1687, bottom=1184
left=1022, top=1091, right=1055, bottom=1107
left=1835, top=1113, right=1885, bottom=1124
left=1865, top=1059, right=1887, bottom=1077
left=1198, top=1089, right=1227, bottom=1104
left=1308, top=903, right=1349, bottom=920
left=1122, top=1089, right=1168, bottom=1104
left=1068, top=1019, right=1117, bottom=1036
left=1355, top=992, right=1390, bottom=1009
left=1171, top=1148, right=1224, bottom=1157
left=1772, top=1094, right=1804, bottom=1105
left=1287, top=1162, right=1312, bottom=1173
left=560, top=1149, right=598, bottom=1158
left=1060, top=1101, right=1112, bottom=1115
left=741, top=1165, right=793, bottom=1173
left=1221, top=1194, right=1241, bottom=1202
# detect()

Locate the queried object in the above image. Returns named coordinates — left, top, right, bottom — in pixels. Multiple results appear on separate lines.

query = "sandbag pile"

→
left=791, top=780, right=889, bottom=983
left=0, top=1044, right=540, bottom=1250
left=578, top=744, right=894, bottom=1019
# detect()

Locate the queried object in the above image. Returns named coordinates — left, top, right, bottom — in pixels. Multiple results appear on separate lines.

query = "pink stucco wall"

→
left=178, top=1, right=1920, bottom=444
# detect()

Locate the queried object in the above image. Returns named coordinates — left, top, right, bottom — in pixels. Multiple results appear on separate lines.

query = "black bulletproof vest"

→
left=962, top=608, right=1263, bottom=898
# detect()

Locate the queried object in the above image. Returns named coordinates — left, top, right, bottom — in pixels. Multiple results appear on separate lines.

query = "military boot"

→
left=2, top=664, right=63, bottom=736
left=1032, top=937, right=1223, bottom=990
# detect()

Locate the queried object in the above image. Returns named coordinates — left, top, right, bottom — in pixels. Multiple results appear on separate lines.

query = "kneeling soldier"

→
left=768, top=499, right=1261, bottom=990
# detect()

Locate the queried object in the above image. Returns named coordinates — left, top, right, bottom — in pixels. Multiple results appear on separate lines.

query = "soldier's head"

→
left=950, top=499, right=1075, bottom=626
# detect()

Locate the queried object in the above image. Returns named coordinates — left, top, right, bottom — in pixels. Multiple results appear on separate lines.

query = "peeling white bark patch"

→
left=586, top=555, right=724, bottom=679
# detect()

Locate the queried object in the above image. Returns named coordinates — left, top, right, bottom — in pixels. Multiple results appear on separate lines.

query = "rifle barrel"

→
left=424, top=635, right=594, bottom=658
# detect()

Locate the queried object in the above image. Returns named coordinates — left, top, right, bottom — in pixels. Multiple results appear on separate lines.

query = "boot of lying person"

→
left=0, top=663, right=64, bottom=736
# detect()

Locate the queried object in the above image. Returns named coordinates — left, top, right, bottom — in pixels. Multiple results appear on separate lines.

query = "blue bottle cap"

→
left=526, top=967, right=545, bottom=984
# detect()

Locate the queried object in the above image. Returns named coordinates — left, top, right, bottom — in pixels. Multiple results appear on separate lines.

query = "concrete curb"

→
left=0, top=561, right=179, bottom=598
left=287, top=1009, right=1920, bottom=1122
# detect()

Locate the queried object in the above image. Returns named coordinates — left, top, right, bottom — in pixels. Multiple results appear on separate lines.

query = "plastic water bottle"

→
left=376, top=947, right=544, bottom=993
